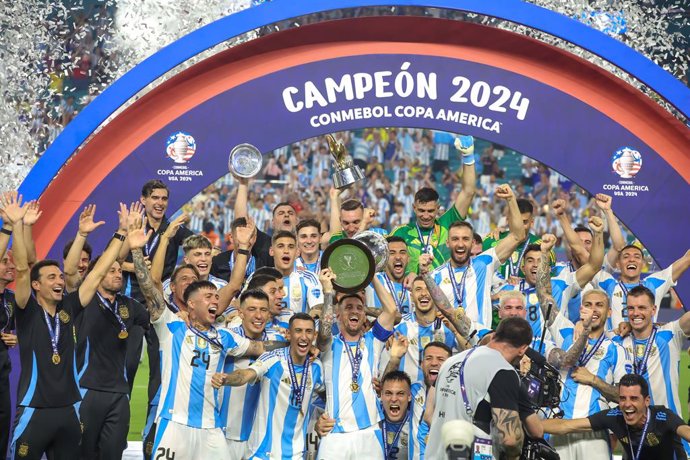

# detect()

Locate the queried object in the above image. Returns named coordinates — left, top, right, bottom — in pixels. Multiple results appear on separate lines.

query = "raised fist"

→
left=540, top=234, right=557, bottom=252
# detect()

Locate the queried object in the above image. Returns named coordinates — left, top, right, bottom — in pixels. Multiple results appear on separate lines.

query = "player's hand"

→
left=616, top=321, right=632, bottom=338
left=1, top=333, right=17, bottom=347
left=23, top=200, right=43, bottom=226
left=164, top=213, right=189, bottom=241
left=580, top=305, right=594, bottom=330
left=309, top=346, right=320, bottom=360
left=176, top=310, right=191, bottom=327
left=127, top=202, right=144, bottom=230
left=362, top=208, right=376, bottom=229
left=372, top=377, right=381, bottom=396
left=388, top=332, right=409, bottom=359
left=551, top=199, right=567, bottom=217
left=235, top=218, right=256, bottom=247
left=402, top=272, right=417, bottom=290
left=315, top=412, right=336, bottom=437
left=78, top=204, right=105, bottom=235
left=418, top=253, right=433, bottom=275
left=127, top=215, right=153, bottom=250
left=454, top=135, right=474, bottom=156
left=594, top=193, right=612, bottom=211
left=571, top=367, right=596, bottom=386
left=572, top=320, right=584, bottom=343
left=319, top=268, right=336, bottom=294
left=494, top=185, right=514, bottom=201
left=211, top=373, right=227, bottom=389
left=540, top=234, right=557, bottom=253
left=0, top=191, right=27, bottom=225
left=589, top=216, right=604, bottom=234
left=507, top=276, right=521, bottom=286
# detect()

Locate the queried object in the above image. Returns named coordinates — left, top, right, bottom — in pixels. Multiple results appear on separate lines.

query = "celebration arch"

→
left=18, top=0, right=690, bottom=301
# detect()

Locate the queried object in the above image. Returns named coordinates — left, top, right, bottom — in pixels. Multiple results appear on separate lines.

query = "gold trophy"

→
left=326, top=134, right=365, bottom=189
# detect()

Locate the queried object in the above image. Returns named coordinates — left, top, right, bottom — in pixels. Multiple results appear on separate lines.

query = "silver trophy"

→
left=229, top=143, right=263, bottom=178
left=353, top=230, right=389, bottom=272
left=326, top=134, right=365, bottom=189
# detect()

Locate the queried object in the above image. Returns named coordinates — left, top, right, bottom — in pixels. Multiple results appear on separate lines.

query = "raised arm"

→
left=328, top=187, right=342, bottom=236
left=117, top=202, right=143, bottom=269
left=671, top=248, right=690, bottom=283
left=536, top=234, right=559, bottom=325
left=151, top=212, right=187, bottom=287
left=382, top=332, right=408, bottom=376
left=317, top=269, right=336, bottom=351
left=574, top=216, right=605, bottom=287
left=218, top=219, right=255, bottom=310
left=78, top=204, right=128, bottom=306
left=22, top=200, right=42, bottom=266
left=128, top=215, right=167, bottom=322
left=64, top=205, right=105, bottom=293
left=494, top=185, right=526, bottom=264
left=491, top=408, right=524, bottom=460
left=371, top=273, right=397, bottom=331
left=594, top=194, right=625, bottom=268
left=233, top=177, right=249, bottom=220
left=552, top=199, right=588, bottom=266
left=453, top=135, right=477, bottom=219
left=546, top=306, right=592, bottom=369
left=540, top=417, right=592, bottom=436
left=0, top=192, right=15, bottom=260
left=0, top=193, right=29, bottom=308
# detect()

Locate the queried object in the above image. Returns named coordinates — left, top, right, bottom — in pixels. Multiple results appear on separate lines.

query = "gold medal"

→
left=118, top=330, right=129, bottom=339
left=118, top=306, right=129, bottom=319
left=52, top=353, right=61, bottom=365
left=58, top=310, right=70, bottom=324
left=350, top=381, right=359, bottom=392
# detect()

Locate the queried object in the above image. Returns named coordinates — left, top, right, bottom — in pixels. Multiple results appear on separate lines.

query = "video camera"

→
left=521, top=348, right=562, bottom=409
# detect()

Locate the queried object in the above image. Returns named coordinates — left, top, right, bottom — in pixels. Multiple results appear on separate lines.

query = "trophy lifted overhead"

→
left=326, top=134, right=365, bottom=189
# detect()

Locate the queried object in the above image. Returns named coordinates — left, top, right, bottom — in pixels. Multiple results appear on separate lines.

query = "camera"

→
left=521, top=349, right=562, bottom=409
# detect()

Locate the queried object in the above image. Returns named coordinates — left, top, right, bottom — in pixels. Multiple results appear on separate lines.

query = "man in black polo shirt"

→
left=77, top=256, right=150, bottom=460
left=0, top=249, right=18, bottom=459
left=542, top=374, right=690, bottom=459
left=2, top=196, right=130, bottom=460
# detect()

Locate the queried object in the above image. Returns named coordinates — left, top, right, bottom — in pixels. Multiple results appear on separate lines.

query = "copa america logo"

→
left=165, top=131, right=197, bottom=164
left=611, top=147, right=642, bottom=178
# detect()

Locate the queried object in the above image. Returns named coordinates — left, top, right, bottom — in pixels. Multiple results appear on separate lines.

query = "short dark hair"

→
left=381, top=370, right=412, bottom=389
left=252, top=267, right=282, bottom=280
left=341, top=199, right=364, bottom=212
left=424, top=341, right=453, bottom=357
left=272, top=202, right=295, bottom=216
left=573, top=225, right=593, bottom=237
left=414, top=187, right=439, bottom=203
left=296, top=219, right=321, bottom=235
left=171, top=264, right=200, bottom=283
left=338, top=293, right=364, bottom=308
left=448, top=221, right=474, bottom=233
left=620, top=244, right=644, bottom=258
left=271, top=230, right=296, bottom=245
left=627, top=285, right=655, bottom=306
left=62, top=240, right=93, bottom=261
left=230, top=217, right=248, bottom=233
left=619, top=373, right=649, bottom=398
left=386, top=235, right=406, bottom=245
left=289, top=312, right=316, bottom=328
left=30, top=260, right=61, bottom=283
left=516, top=199, right=533, bottom=215
left=493, top=317, right=533, bottom=348
left=472, top=233, right=483, bottom=246
left=523, top=244, right=542, bottom=258
left=183, top=280, right=217, bottom=304
left=239, top=289, right=269, bottom=305
left=247, top=275, right=278, bottom=292
left=141, top=179, right=168, bottom=198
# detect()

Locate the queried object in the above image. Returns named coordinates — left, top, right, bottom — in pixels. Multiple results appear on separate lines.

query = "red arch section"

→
left=34, top=16, right=690, bottom=257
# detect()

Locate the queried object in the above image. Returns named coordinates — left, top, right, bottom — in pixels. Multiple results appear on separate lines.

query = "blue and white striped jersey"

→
left=376, top=382, right=429, bottom=460
left=246, top=348, right=325, bottom=460
left=429, top=248, right=502, bottom=327
left=220, top=325, right=284, bottom=441
left=365, top=272, right=413, bottom=314
left=283, top=270, right=323, bottom=315
left=153, top=308, right=250, bottom=428
left=294, top=251, right=323, bottom=274
left=322, top=321, right=394, bottom=433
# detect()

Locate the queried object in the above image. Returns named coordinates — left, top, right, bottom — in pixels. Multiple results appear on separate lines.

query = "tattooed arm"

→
left=317, top=269, right=337, bottom=351
left=383, top=332, right=408, bottom=377
left=242, top=340, right=289, bottom=358
left=570, top=366, right=620, bottom=402
left=422, top=273, right=472, bottom=338
left=491, top=408, right=524, bottom=459
left=128, top=215, right=167, bottom=322
left=536, top=234, right=559, bottom=326
left=211, top=369, right=257, bottom=388
left=546, top=306, right=593, bottom=369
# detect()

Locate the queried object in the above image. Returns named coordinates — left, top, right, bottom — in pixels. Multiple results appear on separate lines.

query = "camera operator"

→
left=426, top=317, right=538, bottom=460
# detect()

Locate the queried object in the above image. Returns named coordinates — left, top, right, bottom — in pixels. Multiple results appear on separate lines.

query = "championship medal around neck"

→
left=52, top=353, right=60, bottom=365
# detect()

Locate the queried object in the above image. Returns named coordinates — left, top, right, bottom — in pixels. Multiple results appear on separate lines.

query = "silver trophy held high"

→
left=326, top=134, right=365, bottom=189
left=229, top=143, right=263, bottom=178
left=353, top=230, right=389, bottom=272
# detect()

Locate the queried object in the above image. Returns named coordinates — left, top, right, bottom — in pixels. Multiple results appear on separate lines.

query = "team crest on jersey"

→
left=145, top=441, right=153, bottom=455
left=400, top=431, right=409, bottom=446
left=58, top=310, right=70, bottom=324
left=17, top=443, right=29, bottom=457
left=292, top=285, right=302, bottom=298
left=633, top=344, right=656, bottom=358
left=197, top=337, right=207, bottom=349
left=420, top=336, right=431, bottom=348
left=528, top=293, right=538, bottom=305
left=442, top=278, right=451, bottom=285
left=646, top=432, right=660, bottom=446
left=119, top=306, right=129, bottom=319
left=593, top=348, right=606, bottom=360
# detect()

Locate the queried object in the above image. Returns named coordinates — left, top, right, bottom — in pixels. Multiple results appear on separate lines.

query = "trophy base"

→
left=332, top=165, right=365, bottom=189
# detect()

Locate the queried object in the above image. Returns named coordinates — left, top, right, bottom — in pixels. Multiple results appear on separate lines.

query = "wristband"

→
left=112, top=233, right=126, bottom=242
left=236, top=248, right=250, bottom=256
left=462, top=155, right=475, bottom=166
left=0, top=228, right=11, bottom=236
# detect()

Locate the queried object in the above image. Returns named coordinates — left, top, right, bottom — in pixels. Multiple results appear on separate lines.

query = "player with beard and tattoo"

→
left=429, top=184, right=526, bottom=328
left=365, top=236, right=413, bottom=315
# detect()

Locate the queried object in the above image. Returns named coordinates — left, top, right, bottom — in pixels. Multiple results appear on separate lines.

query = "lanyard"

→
left=96, top=292, right=128, bottom=338
left=383, top=412, right=410, bottom=459
left=382, top=273, right=407, bottom=312
left=633, top=327, right=657, bottom=375
left=625, top=408, right=651, bottom=460
left=236, top=325, right=267, bottom=341
left=144, top=230, right=160, bottom=257
left=340, top=334, right=363, bottom=391
left=577, top=333, right=606, bottom=367
left=448, top=264, right=469, bottom=307
left=507, top=241, right=529, bottom=277
left=189, top=324, right=223, bottom=349
left=1, top=290, right=11, bottom=332
left=297, top=252, right=322, bottom=273
left=287, top=349, right=311, bottom=410
left=42, top=309, right=61, bottom=364
left=415, top=223, right=435, bottom=255
left=229, top=251, right=256, bottom=277
left=459, top=347, right=478, bottom=415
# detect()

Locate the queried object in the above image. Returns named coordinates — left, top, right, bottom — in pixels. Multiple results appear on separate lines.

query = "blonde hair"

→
left=498, top=290, right=526, bottom=309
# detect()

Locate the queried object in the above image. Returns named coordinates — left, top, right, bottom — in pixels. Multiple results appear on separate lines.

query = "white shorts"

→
left=316, top=425, right=384, bottom=460
left=550, top=430, right=611, bottom=460
left=152, top=418, right=229, bottom=459
left=227, top=438, right=248, bottom=460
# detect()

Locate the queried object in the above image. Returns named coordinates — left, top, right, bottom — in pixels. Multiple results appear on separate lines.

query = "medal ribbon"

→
left=42, top=309, right=61, bottom=359
left=340, top=334, right=363, bottom=387
left=415, top=223, right=435, bottom=255
left=577, top=333, right=606, bottom=367
left=459, top=347, right=478, bottom=415
left=96, top=292, right=128, bottom=336
left=447, top=264, right=469, bottom=307
left=625, top=408, right=651, bottom=460
left=189, top=324, right=223, bottom=349
left=508, top=241, right=529, bottom=277
left=383, top=412, right=410, bottom=460
left=633, top=326, right=657, bottom=375
left=287, top=348, right=311, bottom=409
left=229, top=251, right=256, bottom=277
left=144, top=231, right=160, bottom=257
left=236, top=325, right=267, bottom=341
left=383, top=273, right=407, bottom=313
left=1, top=290, right=11, bottom=332
left=297, top=251, right=322, bottom=273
